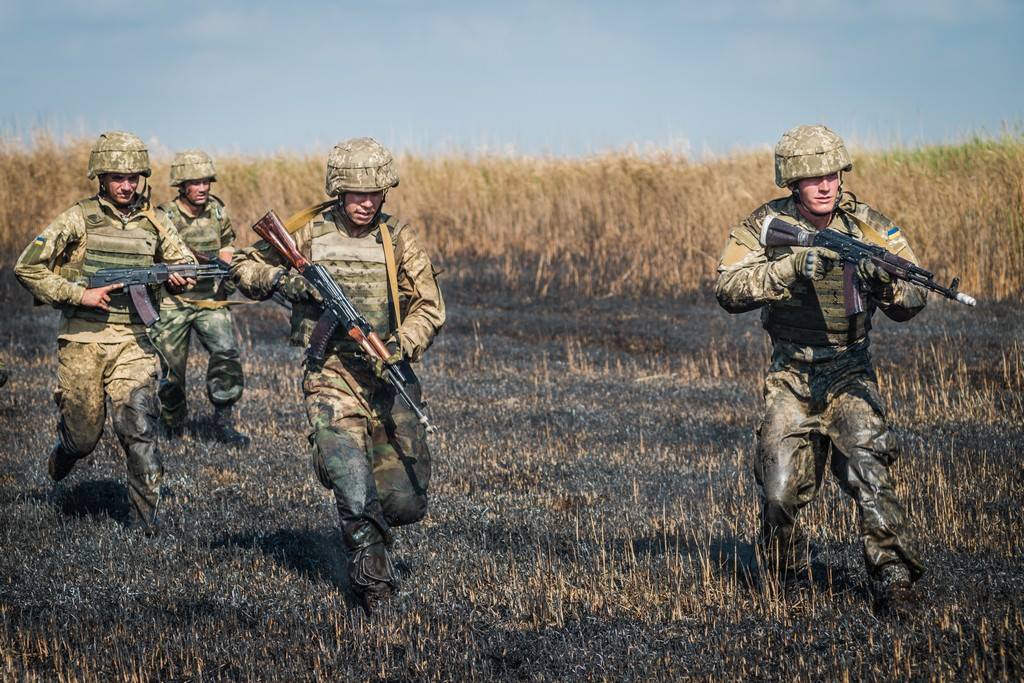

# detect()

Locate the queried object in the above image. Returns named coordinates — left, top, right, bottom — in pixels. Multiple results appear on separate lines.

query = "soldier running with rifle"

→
left=14, top=131, right=196, bottom=532
left=149, top=151, right=249, bottom=445
left=233, top=138, right=445, bottom=609
left=715, top=124, right=974, bottom=617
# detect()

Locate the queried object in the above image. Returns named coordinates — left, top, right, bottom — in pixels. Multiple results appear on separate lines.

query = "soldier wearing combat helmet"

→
left=149, top=150, right=248, bottom=445
left=14, top=131, right=196, bottom=532
left=715, top=125, right=927, bottom=616
left=234, top=137, right=445, bottom=608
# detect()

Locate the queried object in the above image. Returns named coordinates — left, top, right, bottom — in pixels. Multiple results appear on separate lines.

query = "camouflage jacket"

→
left=14, top=194, right=194, bottom=341
left=233, top=207, right=445, bottom=362
left=715, top=194, right=927, bottom=362
left=157, top=195, right=236, bottom=306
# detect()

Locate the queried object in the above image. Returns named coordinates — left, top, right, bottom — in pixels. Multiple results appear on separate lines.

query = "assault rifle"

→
left=88, top=262, right=231, bottom=326
left=251, top=209, right=436, bottom=433
left=760, top=216, right=977, bottom=315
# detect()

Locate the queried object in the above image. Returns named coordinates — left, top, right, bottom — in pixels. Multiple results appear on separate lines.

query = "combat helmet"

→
left=325, top=137, right=399, bottom=196
left=170, top=149, right=216, bottom=186
left=87, top=131, right=151, bottom=179
left=774, top=124, right=852, bottom=188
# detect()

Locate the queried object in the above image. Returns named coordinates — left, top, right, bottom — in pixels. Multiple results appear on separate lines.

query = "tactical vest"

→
left=160, top=197, right=225, bottom=300
left=762, top=214, right=871, bottom=347
left=291, top=210, right=395, bottom=354
left=62, top=198, right=159, bottom=325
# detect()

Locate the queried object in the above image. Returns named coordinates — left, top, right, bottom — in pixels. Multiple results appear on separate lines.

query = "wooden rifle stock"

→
left=252, top=211, right=309, bottom=271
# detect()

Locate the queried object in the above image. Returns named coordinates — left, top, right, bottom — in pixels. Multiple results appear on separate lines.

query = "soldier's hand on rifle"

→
left=275, top=272, right=323, bottom=304
left=857, top=257, right=892, bottom=287
left=371, top=339, right=403, bottom=380
left=166, top=272, right=197, bottom=294
left=792, top=247, right=840, bottom=281
left=857, top=257, right=894, bottom=295
left=80, top=282, right=123, bottom=311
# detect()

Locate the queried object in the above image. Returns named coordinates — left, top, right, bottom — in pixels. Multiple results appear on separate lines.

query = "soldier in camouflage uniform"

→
left=234, top=138, right=445, bottom=607
left=14, top=131, right=196, bottom=531
left=715, top=125, right=926, bottom=614
left=150, top=150, right=248, bottom=445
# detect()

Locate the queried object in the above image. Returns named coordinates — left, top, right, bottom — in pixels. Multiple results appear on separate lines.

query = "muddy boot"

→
left=213, top=405, right=250, bottom=447
left=874, top=563, right=917, bottom=619
left=349, top=541, right=398, bottom=613
left=47, top=442, right=78, bottom=482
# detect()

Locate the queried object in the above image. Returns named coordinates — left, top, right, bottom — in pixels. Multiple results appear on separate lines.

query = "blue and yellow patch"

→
left=886, top=226, right=901, bottom=238
left=34, top=235, right=46, bottom=245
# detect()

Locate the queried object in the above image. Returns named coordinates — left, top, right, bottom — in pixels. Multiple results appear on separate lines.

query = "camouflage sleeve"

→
left=13, top=207, right=88, bottom=306
left=851, top=202, right=927, bottom=322
left=154, top=211, right=197, bottom=265
left=714, top=212, right=799, bottom=314
left=394, top=228, right=445, bottom=362
left=231, top=224, right=308, bottom=300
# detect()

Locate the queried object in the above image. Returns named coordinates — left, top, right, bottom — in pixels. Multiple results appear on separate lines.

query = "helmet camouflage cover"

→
left=325, top=137, right=399, bottom=196
left=170, top=149, right=216, bottom=186
left=774, top=124, right=853, bottom=188
left=87, top=131, right=151, bottom=179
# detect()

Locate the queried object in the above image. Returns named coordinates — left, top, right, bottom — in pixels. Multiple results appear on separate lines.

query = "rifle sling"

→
left=838, top=208, right=890, bottom=249
left=284, top=200, right=339, bottom=233
left=378, top=220, right=403, bottom=329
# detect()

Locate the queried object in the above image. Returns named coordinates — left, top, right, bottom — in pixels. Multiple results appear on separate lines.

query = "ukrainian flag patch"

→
left=886, top=226, right=901, bottom=238
left=34, top=235, right=46, bottom=245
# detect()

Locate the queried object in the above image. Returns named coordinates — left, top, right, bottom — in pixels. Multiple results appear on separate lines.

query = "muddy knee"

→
left=111, top=384, right=158, bottom=445
left=375, top=459, right=428, bottom=526
left=372, top=425, right=430, bottom=526
left=311, top=422, right=370, bottom=490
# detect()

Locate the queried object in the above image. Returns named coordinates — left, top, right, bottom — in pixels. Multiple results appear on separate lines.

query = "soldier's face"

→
left=343, top=191, right=385, bottom=226
left=102, top=174, right=141, bottom=205
left=794, top=173, right=840, bottom=216
left=182, top=179, right=212, bottom=206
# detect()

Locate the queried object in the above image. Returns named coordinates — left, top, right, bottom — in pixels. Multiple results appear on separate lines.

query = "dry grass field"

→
left=0, top=136, right=1022, bottom=680
left=2, top=133, right=1023, bottom=299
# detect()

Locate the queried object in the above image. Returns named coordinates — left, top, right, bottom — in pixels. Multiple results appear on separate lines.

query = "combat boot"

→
left=212, top=405, right=250, bottom=447
left=349, top=541, right=398, bottom=613
left=47, top=442, right=78, bottom=482
left=874, top=563, right=917, bottom=619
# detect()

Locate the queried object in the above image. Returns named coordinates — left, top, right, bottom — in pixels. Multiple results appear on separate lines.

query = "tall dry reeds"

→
left=2, top=133, right=1021, bottom=300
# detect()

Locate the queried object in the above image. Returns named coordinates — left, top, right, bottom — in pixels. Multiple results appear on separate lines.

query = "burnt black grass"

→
left=1, top=268, right=1022, bottom=681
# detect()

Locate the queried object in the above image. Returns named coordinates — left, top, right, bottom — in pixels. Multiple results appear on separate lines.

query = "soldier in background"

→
left=150, top=151, right=248, bottom=446
left=715, top=125, right=926, bottom=616
left=234, top=138, right=445, bottom=608
left=14, top=131, right=195, bottom=532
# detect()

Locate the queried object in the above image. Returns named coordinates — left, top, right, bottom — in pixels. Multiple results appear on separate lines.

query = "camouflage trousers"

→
left=754, top=347, right=923, bottom=581
left=303, top=352, right=431, bottom=589
left=150, top=305, right=244, bottom=427
left=54, top=337, right=163, bottom=525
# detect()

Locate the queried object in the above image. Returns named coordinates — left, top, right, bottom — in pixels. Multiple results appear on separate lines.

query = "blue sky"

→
left=1, top=0, right=1021, bottom=156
